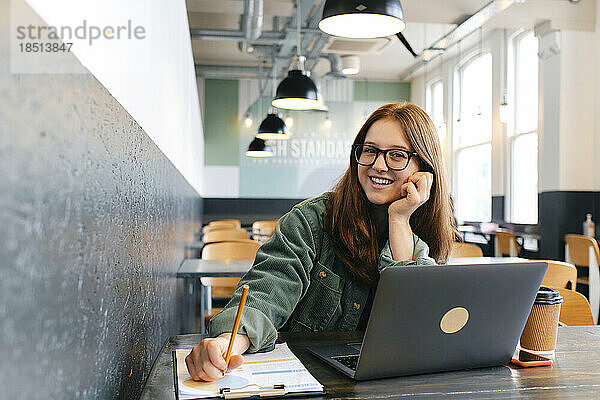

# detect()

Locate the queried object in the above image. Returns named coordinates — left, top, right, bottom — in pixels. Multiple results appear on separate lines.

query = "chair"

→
left=564, top=234, right=600, bottom=324
left=450, top=242, right=483, bottom=258
left=202, top=223, right=238, bottom=234
left=551, top=287, right=595, bottom=326
left=201, top=240, right=262, bottom=325
left=209, top=219, right=241, bottom=228
left=540, top=260, right=577, bottom=291
left=494, top=230, right=520, bottom=257
left=202, top=228, right=250, bottom=244
left=252, top=220, right=277, bottom=242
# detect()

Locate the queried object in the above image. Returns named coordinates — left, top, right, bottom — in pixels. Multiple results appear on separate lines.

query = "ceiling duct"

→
left=239, top=0, right=265, bottom=55
left=243, top=0, right=263, bottom=41
left=192, top=1, right=333, bottom=82
left=323, top=53, right=344, bottom=78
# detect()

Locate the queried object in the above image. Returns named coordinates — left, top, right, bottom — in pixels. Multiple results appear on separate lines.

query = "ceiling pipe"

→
left=272, top=0, right=317, bottom=84
left=195, top=64, right=270, bottom=79
left=238, top=43, right=276, bottom=57
left=190, top=29, right=282, bottom=44
left=302, top=0, right=330, bottom=72
left=190, top=28, right=321, bottom=43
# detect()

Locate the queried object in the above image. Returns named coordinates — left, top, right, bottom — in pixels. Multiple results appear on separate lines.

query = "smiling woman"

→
left=325, top=103, right=455, bottom=284
left=185, top=103, right=458, bottom=382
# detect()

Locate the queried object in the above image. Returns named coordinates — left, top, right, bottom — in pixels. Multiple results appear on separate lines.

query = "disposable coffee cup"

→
left=520, top=286, right=563, bottom=354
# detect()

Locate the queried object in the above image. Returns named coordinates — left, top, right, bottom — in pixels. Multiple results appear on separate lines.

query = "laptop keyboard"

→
left=332, top=354, right=359, bottom=371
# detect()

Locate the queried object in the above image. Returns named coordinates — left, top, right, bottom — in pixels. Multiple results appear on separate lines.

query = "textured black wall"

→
left=202, top=198, right=305, bottom=225
left=539, top=191, right=600, bottom=260
left=0, top=3, right=201, bottom=399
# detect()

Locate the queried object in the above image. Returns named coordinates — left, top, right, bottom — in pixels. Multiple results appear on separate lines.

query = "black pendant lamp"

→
left=272, top=1, right=322, bottom=110
left=272, top=64, right=321, bottom=110
left=319, top=0, right=406, bottom=39
left=246, top=137, right=273, bottom=157
left=257, top=113, right=290, bottom=140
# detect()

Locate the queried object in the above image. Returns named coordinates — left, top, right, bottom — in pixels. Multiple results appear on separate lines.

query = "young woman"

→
left=186, top=103, right=457, bottom=381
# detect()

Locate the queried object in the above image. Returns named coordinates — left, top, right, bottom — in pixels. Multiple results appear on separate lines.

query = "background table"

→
left=178, top=259, right=253, bottom=333
left=141, top=326, right=600, bottom=400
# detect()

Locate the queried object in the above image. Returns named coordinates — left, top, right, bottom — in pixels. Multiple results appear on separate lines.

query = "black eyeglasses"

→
left=352, top=144, right=418, bottom=171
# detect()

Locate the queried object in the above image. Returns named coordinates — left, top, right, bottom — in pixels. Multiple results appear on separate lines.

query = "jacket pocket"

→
left=288, top=261, right=342, bottom=332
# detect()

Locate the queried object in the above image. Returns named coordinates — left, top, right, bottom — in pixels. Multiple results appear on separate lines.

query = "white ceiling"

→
left=187, top=0, right=596, bottom=81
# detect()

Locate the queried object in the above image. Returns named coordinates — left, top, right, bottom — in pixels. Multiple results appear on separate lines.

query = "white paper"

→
left=175, top=343, right=323, bottom=399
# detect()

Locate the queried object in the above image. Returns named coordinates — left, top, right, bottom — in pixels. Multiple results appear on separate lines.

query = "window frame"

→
left=506, top=30, right=539, bottom=224
left=452, top=51, right=493, bottom=223
left=425, top=78, right=446, bottom=150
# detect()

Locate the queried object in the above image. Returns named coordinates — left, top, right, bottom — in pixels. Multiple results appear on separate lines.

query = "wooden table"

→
left=177, top=257, right=528, bottom=334
left=457, top=226, right=542, bottom=256
left=141, top=327, right=600, bottom=399
left=178, top=259, right=253, bottom=334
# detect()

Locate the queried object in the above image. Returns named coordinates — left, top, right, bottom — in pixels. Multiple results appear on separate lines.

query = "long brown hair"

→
left=323, top=103, right=457, bottom=285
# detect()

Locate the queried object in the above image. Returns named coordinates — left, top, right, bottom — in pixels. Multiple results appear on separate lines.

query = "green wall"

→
left=202, top=79, right=410, bottom=167
left=204, top=79, right=239, bottom=166
left=353, top=81, right=410, bottom=103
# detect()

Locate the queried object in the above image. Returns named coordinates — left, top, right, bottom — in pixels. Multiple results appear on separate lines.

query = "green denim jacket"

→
left=208, top=194, right=436, bottom=352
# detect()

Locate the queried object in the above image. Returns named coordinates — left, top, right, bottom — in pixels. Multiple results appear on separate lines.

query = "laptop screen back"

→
left=354, top=262, right=547, bottom=380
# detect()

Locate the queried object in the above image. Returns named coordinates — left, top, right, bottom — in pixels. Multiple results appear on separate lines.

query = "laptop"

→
left=308, top=262, right=547, bottom=380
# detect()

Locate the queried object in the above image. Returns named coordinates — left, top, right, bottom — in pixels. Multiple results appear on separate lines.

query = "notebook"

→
left=173, top=343, right=325, bottom=399
left=308, top=262, right=547, bottom=380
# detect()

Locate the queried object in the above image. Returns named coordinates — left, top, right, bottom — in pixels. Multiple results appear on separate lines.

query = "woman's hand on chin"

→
left=388, top=172, right=434, bottom=222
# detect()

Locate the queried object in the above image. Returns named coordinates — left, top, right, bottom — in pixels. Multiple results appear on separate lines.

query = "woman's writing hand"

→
left=185, top=333, right=249, bottom=381
left=388, top=172, right=434, bottom=222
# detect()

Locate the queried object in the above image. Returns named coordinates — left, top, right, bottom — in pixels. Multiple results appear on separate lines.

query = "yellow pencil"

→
left=224, top=284, right=250, bottom=372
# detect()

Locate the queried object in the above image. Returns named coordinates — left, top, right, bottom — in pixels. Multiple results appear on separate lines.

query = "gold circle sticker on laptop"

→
left=440, top=307, right=469, bottom=334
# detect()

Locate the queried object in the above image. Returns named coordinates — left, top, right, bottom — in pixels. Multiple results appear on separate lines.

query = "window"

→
left=453, top=53, right=492, bottom=222
left=509, top=32, right=538, bottom=224
left=426, top=79, right=445, bottom=142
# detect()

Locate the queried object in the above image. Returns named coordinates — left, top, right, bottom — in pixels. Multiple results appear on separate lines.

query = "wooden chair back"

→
left=201, top=240, right=261, bottom=303
left=450, top=242, right=483, bottom=258
left=564, top=234, right=600, bottom=267
left=202, top=229, right=250, bottom=244
left=495, top=230, right=519, bottom=257
left=252, top=220, right=277, bottom=242
left=540, top=260, right=577, bottom=290
left=551, top=287, right=595, bottom=326
left=209, top=219, right=241, bottom=228
left=202, top=223, right=237, bottom=234
left=564, top=234, right=600, bottom=324
left=202, top=240, right=261, bottom=260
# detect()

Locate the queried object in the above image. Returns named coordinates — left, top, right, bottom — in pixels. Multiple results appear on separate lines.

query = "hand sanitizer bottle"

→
left=583, top=213, right=595, bottom=237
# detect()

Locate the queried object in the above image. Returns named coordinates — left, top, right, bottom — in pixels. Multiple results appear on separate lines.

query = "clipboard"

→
left=172, top=345, right=326, bottom=399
